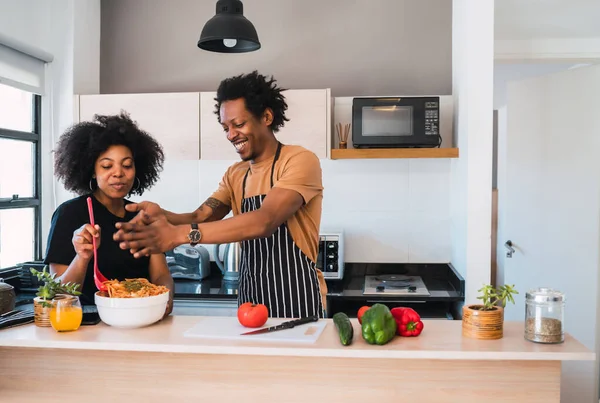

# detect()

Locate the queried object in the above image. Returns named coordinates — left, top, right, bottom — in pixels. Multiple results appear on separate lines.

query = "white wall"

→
left=0, top=0, right=52, bottom=52
left=494, top=62, right=579, bottom=109
left=99, top=0, right=452, bottom=97
left=0, top=0, right=101, bottom=253
left=73, top=0, right=100, bottom=95
left=450, top=0, right=495, bottom=301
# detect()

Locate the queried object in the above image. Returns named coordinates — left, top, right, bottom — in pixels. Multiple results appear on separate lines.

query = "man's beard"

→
left=241, top=152, right=257, bottom=162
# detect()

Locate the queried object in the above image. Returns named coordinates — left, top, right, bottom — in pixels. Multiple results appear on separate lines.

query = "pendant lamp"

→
left=197, top=0, right=261, bottom=53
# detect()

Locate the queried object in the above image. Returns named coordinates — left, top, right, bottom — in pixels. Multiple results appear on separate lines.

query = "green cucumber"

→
left=333, top=312, right=354, bottom=346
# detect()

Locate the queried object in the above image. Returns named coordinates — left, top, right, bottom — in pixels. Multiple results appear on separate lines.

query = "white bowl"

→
left=94, top=291, right=169, bottom=329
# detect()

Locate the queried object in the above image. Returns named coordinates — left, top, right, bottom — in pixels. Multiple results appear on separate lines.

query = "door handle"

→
left=505, top=240, right=515, bottom=258
left=366, top=300, right=426, bottom=304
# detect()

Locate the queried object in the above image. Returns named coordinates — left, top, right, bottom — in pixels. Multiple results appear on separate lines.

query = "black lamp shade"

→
left=198, top=0, right=261, bottom=53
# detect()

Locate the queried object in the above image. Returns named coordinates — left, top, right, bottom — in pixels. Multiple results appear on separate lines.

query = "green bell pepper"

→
left=361, top=303, right=397, bottom=345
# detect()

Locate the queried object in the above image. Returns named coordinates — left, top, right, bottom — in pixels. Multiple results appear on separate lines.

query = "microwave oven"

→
left=316, top=232, right=344, bottom=280
left=352, top=96, right=443, bottom=148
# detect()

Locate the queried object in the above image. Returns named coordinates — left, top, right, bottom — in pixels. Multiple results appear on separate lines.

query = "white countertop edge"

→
left=1, top=340, right=595, bottom=361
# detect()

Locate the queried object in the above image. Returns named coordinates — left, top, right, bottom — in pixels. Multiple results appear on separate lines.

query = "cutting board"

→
left=183, top=317, right=329, bottom=344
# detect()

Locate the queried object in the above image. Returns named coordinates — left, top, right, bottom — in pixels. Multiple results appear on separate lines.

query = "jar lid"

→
left=526, top=287, right=565, bottom=303
left=0, top=278, right=14, bottom=291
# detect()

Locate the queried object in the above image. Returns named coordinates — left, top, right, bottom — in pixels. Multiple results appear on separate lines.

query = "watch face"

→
left=189, top=230, right=201, bottom=243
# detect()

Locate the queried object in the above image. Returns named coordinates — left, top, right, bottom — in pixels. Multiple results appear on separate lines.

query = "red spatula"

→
left=87, top=197, right=108, bottom=292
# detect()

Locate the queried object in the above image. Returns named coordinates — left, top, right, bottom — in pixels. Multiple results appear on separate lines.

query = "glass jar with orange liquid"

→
left=50, top=294, right=82, bottom=332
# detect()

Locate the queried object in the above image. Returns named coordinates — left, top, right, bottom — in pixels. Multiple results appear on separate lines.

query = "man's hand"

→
left=124, top=201, right=164, bottom=224
left=113, top=210, right=179, bottom=258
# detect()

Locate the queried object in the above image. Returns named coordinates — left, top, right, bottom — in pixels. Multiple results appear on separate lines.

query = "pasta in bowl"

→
left=95, top=278, right=170, bottom=328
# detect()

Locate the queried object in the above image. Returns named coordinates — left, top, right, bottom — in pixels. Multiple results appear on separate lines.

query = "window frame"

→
left=0, top=94, right=42, bottom=271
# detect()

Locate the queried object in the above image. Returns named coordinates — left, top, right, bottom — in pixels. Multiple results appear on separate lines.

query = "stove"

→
left=363, top=274, right=430, bottom=297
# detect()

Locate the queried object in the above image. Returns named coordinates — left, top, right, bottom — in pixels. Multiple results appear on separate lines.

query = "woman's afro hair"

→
left=53, top=111, right=164, bottom=196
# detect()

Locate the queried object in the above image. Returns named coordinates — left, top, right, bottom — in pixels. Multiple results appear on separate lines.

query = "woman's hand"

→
left=72, top=224, right=101, bottom=260
left=163, top=292, right=174, bottom=318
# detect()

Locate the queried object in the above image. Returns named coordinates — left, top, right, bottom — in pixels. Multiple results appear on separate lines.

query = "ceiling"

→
left=495, top=0, right=600, bottom=40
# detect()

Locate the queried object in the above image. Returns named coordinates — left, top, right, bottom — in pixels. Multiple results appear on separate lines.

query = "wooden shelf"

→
left=330, top=147, right=459, bottom=160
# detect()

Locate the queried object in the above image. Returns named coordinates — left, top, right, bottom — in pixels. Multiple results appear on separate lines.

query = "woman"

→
left=43, top=112, right=174, bottom=316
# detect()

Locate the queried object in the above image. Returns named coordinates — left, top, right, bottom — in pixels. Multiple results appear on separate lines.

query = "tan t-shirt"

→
left=210, top=144, right=328, bottom=304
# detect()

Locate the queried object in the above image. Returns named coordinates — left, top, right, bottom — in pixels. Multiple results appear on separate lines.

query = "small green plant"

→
left=31, top=267, right=81, bottom=307
left=476, top=284, right=518, bottom=311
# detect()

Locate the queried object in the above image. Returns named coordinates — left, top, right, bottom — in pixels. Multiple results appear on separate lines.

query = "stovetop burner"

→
left=363, top=274, right=430, bottom=296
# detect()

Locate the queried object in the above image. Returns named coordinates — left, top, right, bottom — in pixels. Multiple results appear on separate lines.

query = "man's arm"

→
left=182, top=187, right=303, bottom=243
left=114, top=150, right=322, bottom=257
left=124, top=197, right=231, bottom=227
left=114, top=187, right=304, bottom=257
left=162, top=197, right=231, bottom=225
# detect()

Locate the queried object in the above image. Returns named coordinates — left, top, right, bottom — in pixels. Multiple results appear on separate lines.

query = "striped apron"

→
left=238, top=142, right=325, bottom=319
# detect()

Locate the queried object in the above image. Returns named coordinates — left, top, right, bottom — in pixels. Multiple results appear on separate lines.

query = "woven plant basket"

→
left=462, top=304, right=504, bottom=340
left=33, top=297, right=52, bottom=327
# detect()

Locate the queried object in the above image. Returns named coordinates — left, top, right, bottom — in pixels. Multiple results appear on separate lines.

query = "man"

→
left=113, top=71, right=327, bottom=318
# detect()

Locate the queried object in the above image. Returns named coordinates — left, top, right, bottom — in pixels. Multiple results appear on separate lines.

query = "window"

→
left=0, top=82, right=41, bottom=270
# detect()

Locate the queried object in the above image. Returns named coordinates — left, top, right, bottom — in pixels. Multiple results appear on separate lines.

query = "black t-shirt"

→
left=43, top=194, right=150, bottom=305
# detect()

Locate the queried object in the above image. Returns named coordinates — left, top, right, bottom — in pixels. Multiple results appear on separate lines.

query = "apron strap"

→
left=270, top=141, right=283, bottom=188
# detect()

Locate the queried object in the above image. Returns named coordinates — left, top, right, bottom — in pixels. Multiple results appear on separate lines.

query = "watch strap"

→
left=189, top=223, right=201, bottom=246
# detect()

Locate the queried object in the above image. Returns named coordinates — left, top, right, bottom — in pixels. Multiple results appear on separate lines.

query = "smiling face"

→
left=93, top=145, right=136, bottom=200
left=220, top=98, right=274, bottom=162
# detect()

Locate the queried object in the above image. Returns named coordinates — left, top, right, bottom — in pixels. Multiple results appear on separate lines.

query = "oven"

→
left=316, top=232, right=344, bottom=280
left=325, top=273, right=458, bottom=319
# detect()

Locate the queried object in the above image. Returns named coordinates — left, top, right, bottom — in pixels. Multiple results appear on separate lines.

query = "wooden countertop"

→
left=0, top=316, right=594, bottom=361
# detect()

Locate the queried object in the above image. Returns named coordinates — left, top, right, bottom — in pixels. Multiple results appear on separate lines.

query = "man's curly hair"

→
left=214, top=70, right=289, bottom=133
left=53, top=111, right=164, bottom=196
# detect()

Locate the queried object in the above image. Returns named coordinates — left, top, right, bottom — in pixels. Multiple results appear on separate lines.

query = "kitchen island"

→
left=0, top=316, right=594, bottom=403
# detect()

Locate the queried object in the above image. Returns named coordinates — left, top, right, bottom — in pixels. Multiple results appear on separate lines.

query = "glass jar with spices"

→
left=524, top=288, right=565, bottom=344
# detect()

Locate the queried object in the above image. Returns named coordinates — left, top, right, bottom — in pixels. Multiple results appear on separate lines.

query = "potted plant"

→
left=462, top=284, right=518, bottom=340
left=30, top=267, right=81, bottom=327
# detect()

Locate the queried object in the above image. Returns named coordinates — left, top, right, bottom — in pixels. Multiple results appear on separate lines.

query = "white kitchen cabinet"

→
left=77, top=92, right=200, bottom=161
left=200, top=89, right=331, bottom=160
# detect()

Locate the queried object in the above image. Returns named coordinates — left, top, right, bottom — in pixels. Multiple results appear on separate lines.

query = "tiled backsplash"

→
left=54, top=158, right=452, bottom=264
left=319, top=158, right=451, bottom=263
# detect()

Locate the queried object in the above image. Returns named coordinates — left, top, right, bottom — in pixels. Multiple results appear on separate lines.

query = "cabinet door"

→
left=199, top=91, right=230, bottom=160
left=278, top=89, right=330, bottom=159
left=78, top=92, right=200, bottom=160
left=200, top=89, right=331, bottom=160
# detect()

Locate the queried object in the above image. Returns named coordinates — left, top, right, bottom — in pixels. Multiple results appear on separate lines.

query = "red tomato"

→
left=237, top=302, right=269, bottom=328
left=357, top=305, right=370, bottom=324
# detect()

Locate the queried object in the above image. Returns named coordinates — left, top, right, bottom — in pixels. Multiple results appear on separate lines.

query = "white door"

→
left=498, top=64, right=600, bottom=402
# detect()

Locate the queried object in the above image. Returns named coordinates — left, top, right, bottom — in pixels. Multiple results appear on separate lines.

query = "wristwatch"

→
left=188, top=223, right=201, bottom=246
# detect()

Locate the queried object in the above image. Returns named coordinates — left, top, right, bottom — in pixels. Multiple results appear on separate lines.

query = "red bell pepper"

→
left=390, top=307, right=424, bottom=337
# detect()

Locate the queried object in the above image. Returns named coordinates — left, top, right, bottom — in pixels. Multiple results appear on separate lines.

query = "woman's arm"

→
left=148, top=253, right=174, bottom=317
left=48, top=258, right=89, bottom=290
left=48, top=223, right=100, bottom=292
